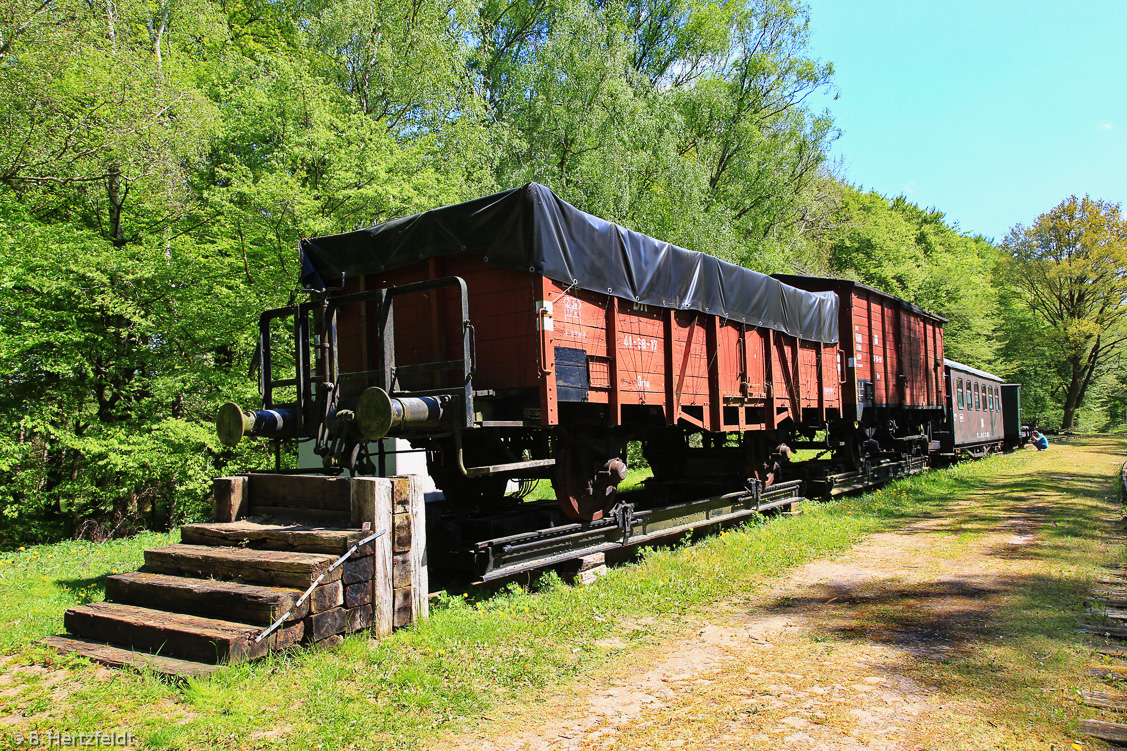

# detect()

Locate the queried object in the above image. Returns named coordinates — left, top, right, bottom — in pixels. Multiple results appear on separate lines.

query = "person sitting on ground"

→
left=1031, top=430, right=1049, bottom=451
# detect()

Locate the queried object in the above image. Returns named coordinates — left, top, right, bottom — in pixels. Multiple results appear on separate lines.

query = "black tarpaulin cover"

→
left=300, top=183, right=839, bottom=344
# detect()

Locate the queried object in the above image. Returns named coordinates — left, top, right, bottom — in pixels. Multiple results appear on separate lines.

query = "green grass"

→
left=0, top=531, right=180, bottom=653
left=518, top=465, right=653, bottom=502
left=0, top=446, right=1099, bottom=750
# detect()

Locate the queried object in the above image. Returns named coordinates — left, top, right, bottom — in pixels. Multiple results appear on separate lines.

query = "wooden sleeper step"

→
left=1090, top=641, right=1127, bottom=659
left=246, top=474, right=352, bottom=511
left=42, top=635, right=218, bottom=678
left=1081, top=623, right=1127, bottom=640
left=1088, top=607, right=1127, bottom=622
left=105, top=572, right=312, bottom=625
left=245, top=506, right=350, bottom=525
left=64, top=602, right=302, bottom=663
left=143, top=544, right=339, bottom=589
left=180, top=521, right=368, bottom=556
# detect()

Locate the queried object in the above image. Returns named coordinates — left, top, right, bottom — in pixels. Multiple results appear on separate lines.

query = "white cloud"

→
left=901, top=180, right=917, bottom=196
left=1098, top=121, right=1114, bottom=131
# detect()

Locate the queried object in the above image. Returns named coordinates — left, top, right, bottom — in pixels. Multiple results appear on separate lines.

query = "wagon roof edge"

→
left=944, top=358, right=1003, bottom=382
left=770, top=274, right=948, bottom=324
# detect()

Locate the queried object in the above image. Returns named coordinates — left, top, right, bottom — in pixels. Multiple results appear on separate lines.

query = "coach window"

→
left=956, top=378, right=965, bottom=409
left=991, top=387, right=996, bottom=411
left=987, top=387, right=992, bottom=411
left=974, top=382, right=980, bottom=410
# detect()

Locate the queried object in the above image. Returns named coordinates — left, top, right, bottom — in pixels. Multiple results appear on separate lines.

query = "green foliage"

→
left=477, top=0, right=836, bottom=269
left=822, top=186, right=1003, bottom=369
left=0, top=0, right=844, bottom=543
left=999, top=195, right=1127, bottom=431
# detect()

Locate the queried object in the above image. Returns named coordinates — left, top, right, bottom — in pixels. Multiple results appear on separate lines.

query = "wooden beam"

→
left=351, top=477, right=394, bottom=637
left=64, top=602, right=294, bottom=663
left=1081, top=623, right=1127, bottom=640
left=42, top=635, right=219, bottom=678
left=391, top=475, right=429, bottom=627
left=105, top=572, right=308, bottom=625
left=142, top=544, right=339, bottom=589
left=213, top=476, right=248, bottom=523
left=1080, top=719, right=1127, bottom=743
left=1080, top=690, right=1127, bottom=711
left=246, top=474, right=351, bottom=511
left=181, top=521, right=367, bottom=556
left=1087, top=663, right=1127, bottom=680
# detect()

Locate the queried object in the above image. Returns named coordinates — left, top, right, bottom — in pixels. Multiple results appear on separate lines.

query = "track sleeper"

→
left=1080, top=718, right=1127, bottom=743
left=1080, top=690, right=1127, bottom=712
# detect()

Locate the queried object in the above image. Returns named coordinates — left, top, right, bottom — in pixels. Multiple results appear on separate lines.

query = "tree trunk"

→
left=1061, top=357, right=1086, bottom=431
left=106, top=167, right=127, bottom=247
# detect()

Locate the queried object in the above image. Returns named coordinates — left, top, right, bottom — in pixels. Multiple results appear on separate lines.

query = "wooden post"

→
left=212, top=476, right=248, bottom=522
left=765, top=329, right=777, bottom=430
left=351, top=477, right=394, bottom=637
left=536, top=276, right=559, bottom=427
left=391, top=476, right=428, bottom=627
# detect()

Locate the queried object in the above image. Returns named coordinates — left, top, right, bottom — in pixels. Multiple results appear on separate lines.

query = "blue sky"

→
left=803, top=0, right=1127, bottom=241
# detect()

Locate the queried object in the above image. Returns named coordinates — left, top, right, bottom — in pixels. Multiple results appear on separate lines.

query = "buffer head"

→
left=357, top=387, right=394, bottom=440
left=216, top=402, right=250, bottom=447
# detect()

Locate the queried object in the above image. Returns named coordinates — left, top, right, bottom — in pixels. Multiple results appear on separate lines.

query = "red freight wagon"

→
left=356, top=258, right=841, bottom=434
left=226, top=184, right=842, bottom=520
left=774, top=275, right=947, bottom=463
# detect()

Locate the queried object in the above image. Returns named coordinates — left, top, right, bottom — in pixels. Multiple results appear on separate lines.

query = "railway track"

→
left=430, top=453, right=931, bottom=585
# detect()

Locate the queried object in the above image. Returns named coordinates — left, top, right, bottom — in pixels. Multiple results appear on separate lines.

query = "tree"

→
left=0, top=0, right=843, bottom=543
left=1002, top=195, right=1127, bottom=431
left=472, top=0, right=835, bottom=268
left=823, top=185, right=1001, bottom=369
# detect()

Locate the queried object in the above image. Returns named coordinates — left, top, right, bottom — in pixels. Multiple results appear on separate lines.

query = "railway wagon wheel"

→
left=553, top=439, right=627, bottom=522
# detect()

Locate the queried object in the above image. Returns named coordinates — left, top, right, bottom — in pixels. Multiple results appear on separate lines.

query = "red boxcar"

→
left=774, top=276, right=947, bottom=454
left=343, top=255, right=842, bottom=434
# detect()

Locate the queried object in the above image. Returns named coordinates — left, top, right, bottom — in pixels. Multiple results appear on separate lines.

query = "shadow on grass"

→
left=868, top=465, right=1117, bottom=545
left=753, top=438, right=1125, bottom=733
left=767, top=573, right=1080, bottom=653
left=56, top=575, right=109, bottom=592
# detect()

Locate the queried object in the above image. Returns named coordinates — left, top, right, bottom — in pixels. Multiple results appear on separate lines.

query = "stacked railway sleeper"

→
left=44, top=474, right=428, bottom=677
left=1076, top=460, right=1127, bottom=746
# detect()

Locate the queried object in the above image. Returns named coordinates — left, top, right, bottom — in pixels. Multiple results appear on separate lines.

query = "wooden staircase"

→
left=44, top=474, right=426, bottom=677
